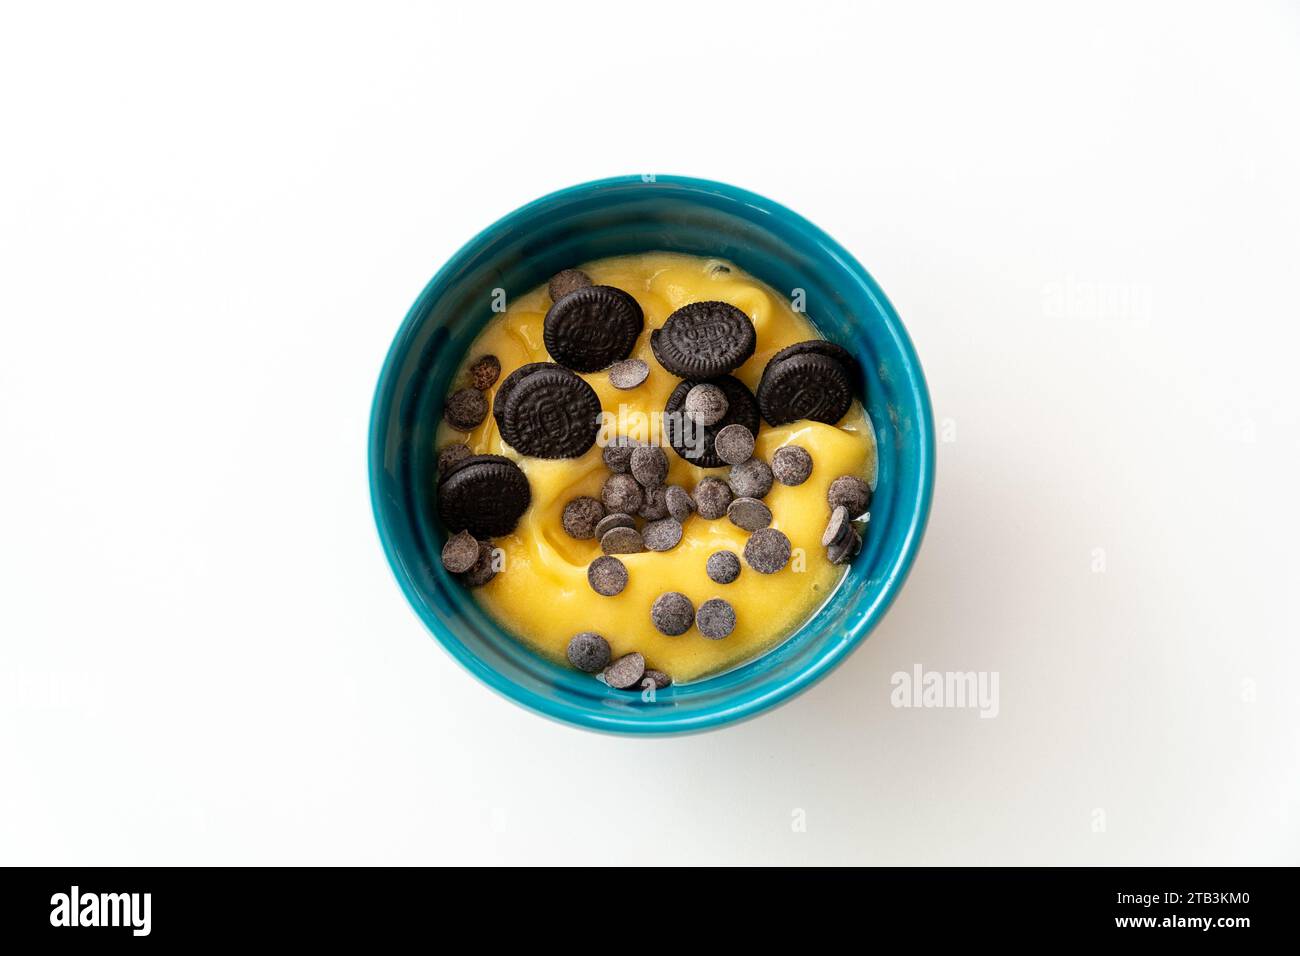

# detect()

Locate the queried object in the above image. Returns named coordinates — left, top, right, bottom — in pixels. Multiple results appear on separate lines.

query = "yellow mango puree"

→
left=436, top=253, right=876, bottom=683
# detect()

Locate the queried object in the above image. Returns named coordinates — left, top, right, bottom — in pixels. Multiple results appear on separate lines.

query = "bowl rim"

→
left=368, top=173, right=935, bottom=735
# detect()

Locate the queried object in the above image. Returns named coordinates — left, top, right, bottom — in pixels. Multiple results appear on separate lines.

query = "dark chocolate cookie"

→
left=437, top=454, right=531, bottom=537
left=759, top=339, right=863, bottom=397
left=543, top=285, right=644, bottom=372
left=499, top=366, right=602, bottom=458
left=663, top=375, right=760, bottom=468
left=491, top=361, right=560, bottom=438
left=650, top=301, right=756, bottom=378
left=756, top=352, right=853, bottom=426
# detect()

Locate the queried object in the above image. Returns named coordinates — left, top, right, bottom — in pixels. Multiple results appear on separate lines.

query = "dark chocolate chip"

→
left=499, top=366, right=602, bottom=458
left=706, top=550, right=741, bottom=584
left=549, top=269, right=592, bottom=301
left=760, top=339, right=863, bottom=397
left=650, top=301, right=756, bottom=378
left=708, top=262, right=731, bottom=275
left=696, top=598, right=736, bottom=639
left=609, top=359, right=650, bottom=390
left=469, top=354, right=501, bottom=391
left=827, top=526, right=862, bottom=565
left=600, top=526, right=644, bottom=555
left=602, top=435, right=641, bottom=474
left=713, top=423, right=755, bottom=466
left=821, top=505, right=852, bottom=548
left=594, top=512, right=636, bottom=539
left=630, top=445, right=668, bottom=489
left=544, top=285, right=644, bottom=372
left=604, top=652, right=646, bottom=689
left=437, top=454, right=531, bottom=538
left=638, top=484, right=669, bottom=520
left=772, top=445, right=813, bottom=485
left=828, top=475, right=873, bottom=517
left=437, top=443, right=472, bottom=473
left=727, top=497, right=772, bottom=532
left=728, top=458, right=774, bottom=499
left=665, top=485, right=694, bottom=522
left=663, top=375, right=760, bottom=468
left=601, top=473, right=644, bottom=514
left=683, top=384, right=729, bottom=426
left=441, top=530, right=480, bottom=574
left=458, top=541, right=499, bottom=587
left=587, top=556, right=628, bottom=596
left=567, top=631, right=611, bottom=672
left=642, top=669, right=672, bottom=689
left=743, top=527, right=791, bottom=574
left=561, top=496, right=605, bottom=540
left=444, top=387, right=488, bottom=431
left=651, top=592, right=694, bottom=636
left=757, top=352, right=853, bottom=426
left=642, top=518, right=683, bottom=552
left=693, top=477, right=733, bottom=520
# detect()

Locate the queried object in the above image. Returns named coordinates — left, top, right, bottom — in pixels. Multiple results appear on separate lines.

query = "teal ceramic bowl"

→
left=369, top=175, right=934, bottom=734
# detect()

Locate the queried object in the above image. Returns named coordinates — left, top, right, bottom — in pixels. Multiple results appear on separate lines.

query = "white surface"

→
left=2, top=1, right=1297, bottom=866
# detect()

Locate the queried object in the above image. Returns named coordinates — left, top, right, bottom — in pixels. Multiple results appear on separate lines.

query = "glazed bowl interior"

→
left=369, top=175, right=934, bottom=734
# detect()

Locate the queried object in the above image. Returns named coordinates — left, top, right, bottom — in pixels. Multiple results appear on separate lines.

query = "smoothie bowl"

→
left=369, top=175, right=934, bottom=734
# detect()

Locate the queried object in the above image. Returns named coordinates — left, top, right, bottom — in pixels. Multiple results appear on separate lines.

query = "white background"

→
left=2, top=1, right=1297, bottom=866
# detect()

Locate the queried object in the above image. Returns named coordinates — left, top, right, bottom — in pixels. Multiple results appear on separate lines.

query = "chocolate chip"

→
left=683, top=384, right=729, bottom=426
left=642, top=518, right=683, bottom=552
left=498, top=365, right=602, bottom=458
left=757, top=352, right=853, bottom=426
left=729, top=458, right=773, bottom=499
left=549, top=269, right=592, bottom=301
left=706, top=550, right=741, bottom=584
left=713, top=423, right=755, bottom=466
left=602, top=436, right=641, bottom=474
left=642, top=669, right=672, bottom=689
left=651, top=592, right=694, bottom=636
left=708, top=262, right=731, bottom=275
left=458, top=541, right=499, bottom=587
left=650, top=301, right=756, bottom=378
left=696, top=598, right=736, bottom=639
left=821, top=505, right=852, bottom=548
left=760, top=339, right=863, bottom=397
left=693, top=477, right=732, bottom=520
left=562, top=496, right=605, bottom=540
left=609, top=358, right=650, bottom=390
left=663, top=375, right=760, bottom=468
left=772, top=445, right=813, bottom=485
left=566, top=631, right=611, bottom=672
left=594, top=512, right=636, bottom=538
left=744, top=527, right=791, bottom=574
left=629, top=445, right=668, bottom=490
left=665, top=485, right=694, bottom=522
left=437, top=454, right=531, bottom=538
left=638, top=484, right=669, bottom=520
left=727, top=497, right=772, bottom=532
left=470, top=354, right=501, bottom=390
left=437, top=443, right=472, bottom=473
left=441, top=530, right=480, bottom=574
left=544, top=285, right=644, bottom=372
left=587, top=556, right=628, bottom=596
left=600, top=526, right=644, bottom=555
left=601, top=473, right=644, bottom=514
left=827, top=526, right=862, bottom=565
left=444, top=387, right=488, bottom=431
left=828, top=475, right=873, bottom=518
left=604, top=652, right=646, bottom=689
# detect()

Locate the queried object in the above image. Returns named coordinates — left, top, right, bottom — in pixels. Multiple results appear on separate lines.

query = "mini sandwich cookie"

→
left=437, top=453, right=531, bottom=538
left=662, top=375, right=761, bottom=469
left=757, top=340, right=863, bottom=426
left=492, top=362, right=602, bottom=458
left=651, top=301, right=756, bottom=378
left=543, top=285, right=644, bottom=372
